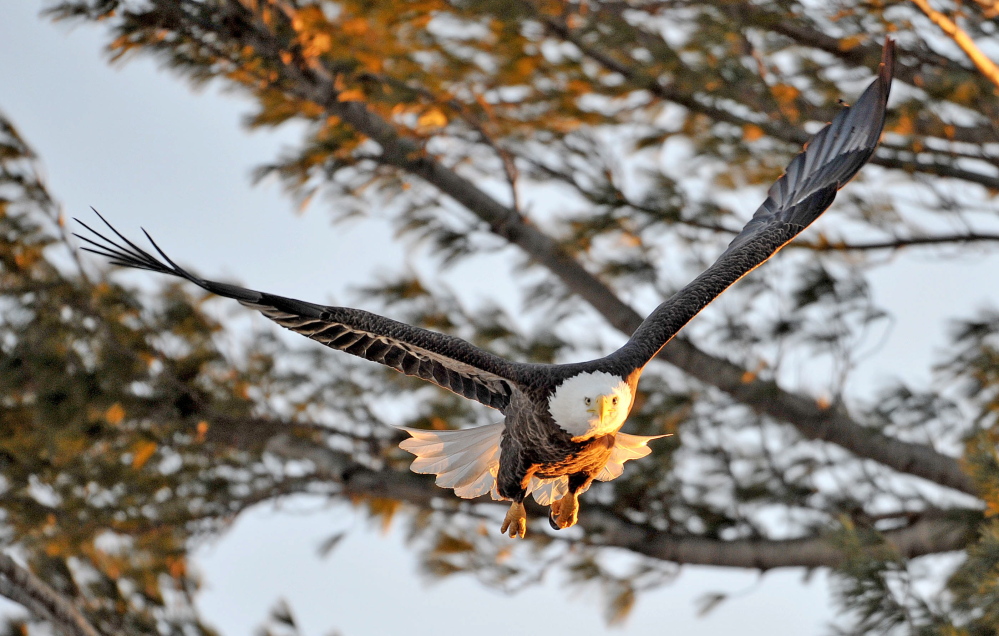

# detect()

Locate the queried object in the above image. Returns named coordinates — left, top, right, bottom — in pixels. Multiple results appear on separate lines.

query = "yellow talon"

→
left=500, top=501, right=527, bottom=539
left=549, top=493, right=579, bottom=529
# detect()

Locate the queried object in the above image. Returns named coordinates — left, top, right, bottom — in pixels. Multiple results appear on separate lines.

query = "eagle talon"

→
left=548, top=511, right=560, bottom=530
left=549, top=493, right=579, bottom=529
left=500, top=501, right=527, bottom=539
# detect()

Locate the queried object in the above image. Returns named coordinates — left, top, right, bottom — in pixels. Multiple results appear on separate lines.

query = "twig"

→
left=795, top=232, right=999, bottom=251
left=910, top=0, right=999, bottom=87
left=0, top=553, right=102, bottom=636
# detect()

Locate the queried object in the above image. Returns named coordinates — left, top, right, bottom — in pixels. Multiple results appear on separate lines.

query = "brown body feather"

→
left=497, top=388, right=617, bottom=500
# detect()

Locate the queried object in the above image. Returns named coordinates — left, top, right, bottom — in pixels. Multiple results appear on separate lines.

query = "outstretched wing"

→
left=616, top=39, right=896, bottom=368
left=75, top=212, right=518, bottom=410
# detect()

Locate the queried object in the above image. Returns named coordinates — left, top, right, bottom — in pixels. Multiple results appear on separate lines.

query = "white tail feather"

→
left=526, top=476, right=568, bottom=505
left=399, top=426, right=667, bottom=503
left=399, top=424, right=504, bottom=500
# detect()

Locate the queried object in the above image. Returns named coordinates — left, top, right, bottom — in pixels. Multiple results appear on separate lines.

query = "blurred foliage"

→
left=255, top=598, right=345, bottom=636
left=0, top=0, right=993, bottom=632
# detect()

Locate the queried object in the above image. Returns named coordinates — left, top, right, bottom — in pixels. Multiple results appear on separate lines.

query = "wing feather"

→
left=75, top=212, right=519, bottom=410
left=616, top=39, right=895, bottom=368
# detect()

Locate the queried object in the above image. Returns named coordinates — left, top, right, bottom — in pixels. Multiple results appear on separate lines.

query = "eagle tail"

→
left=399, top=424, right=503, bottom=500
left=526, top=476, right=569, bottom=506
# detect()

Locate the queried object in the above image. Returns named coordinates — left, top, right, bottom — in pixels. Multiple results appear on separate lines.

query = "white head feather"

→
left=548, top=371, right=633, bottom=441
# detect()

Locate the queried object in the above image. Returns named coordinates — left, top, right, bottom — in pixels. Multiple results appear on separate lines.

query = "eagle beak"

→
left=575, top=395, right=614, bottom=442
left=596, top=395, right=613, bottom=424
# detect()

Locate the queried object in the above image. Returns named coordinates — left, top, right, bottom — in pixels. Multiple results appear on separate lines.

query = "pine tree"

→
left=0, top=0, right=997, bottom=632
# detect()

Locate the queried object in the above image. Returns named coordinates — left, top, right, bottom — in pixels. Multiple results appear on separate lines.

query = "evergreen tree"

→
left=1, top=0, right=998, bottom=632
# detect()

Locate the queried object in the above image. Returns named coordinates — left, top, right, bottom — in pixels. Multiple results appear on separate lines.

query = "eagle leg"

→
left=500, top=501, right=527, bottom=539
left=549, top=472, right=589, bottom=530
left=548, top=493, right=578, bottom=530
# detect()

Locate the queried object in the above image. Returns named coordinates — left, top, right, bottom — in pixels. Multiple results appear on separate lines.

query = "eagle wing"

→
left=617, top=39, right=895, bottom=368
left=75, top=213, right=518, bottom=411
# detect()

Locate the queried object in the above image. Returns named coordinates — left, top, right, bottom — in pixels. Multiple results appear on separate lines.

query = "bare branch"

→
left=0, top=553, right=102, bottom=636
left=525, top=159, right=999, bottom=254
left=658, top=342, right=974, bottom=494
left=270, top=433, right=973, bottom=569
left=582, top=508, right=971, bottom=569
left=795, top=232, right=999, bottom=251
left=869, top=152, right=999, bottom=191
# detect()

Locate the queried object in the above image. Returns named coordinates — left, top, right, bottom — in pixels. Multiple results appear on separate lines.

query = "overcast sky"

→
left=3, top=4, right=997, bottom=635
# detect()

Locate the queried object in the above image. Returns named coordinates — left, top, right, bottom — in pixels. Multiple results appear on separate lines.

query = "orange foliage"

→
left=368, top=498, right=401, bottom=533
left=131, top=441, right=158, bottom=469
left=742, top=124, right=765, bottom=142
left=215, top=0, right=625, bottom=154
left=167, top=556, right=187, bottom=579
left=893, top=111, right=915, bottom=135
left=952, top=80, right=979, bottom=102
left=13, top=245, right=41, bottom=269
left=338, top=89, right=366, bottom=102
left=105, top=403, right=126, bottom=425
left=341, top=17, right=369, bottom=36
left=839, top=34, right=866, bottom=51
left=417, top=107, right=448, bottom=130
left=770, top=83, right=799, bottom=105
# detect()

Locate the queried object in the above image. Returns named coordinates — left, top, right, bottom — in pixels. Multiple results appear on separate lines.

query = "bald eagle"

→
left=76, top=40, right=894, bottom=539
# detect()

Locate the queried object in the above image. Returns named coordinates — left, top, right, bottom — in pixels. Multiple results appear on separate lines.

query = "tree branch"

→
left=910, top=0, right=999, bottom=88
left=873, top=151, right=999, bottom=191
left=532, top=5, right=999, bottom=190
left=269, top=433, right=973, bottom=569
left=795, top=232, right=999, bottom=251
left=526, top=158, right=999, bottom=254
left=230, top=13, right=975, bottom=496
left=0, top=553, right=102, bottom=636
left=581, top=508, right=971, bottom=569
left=596, top=0, right=998, bottom=143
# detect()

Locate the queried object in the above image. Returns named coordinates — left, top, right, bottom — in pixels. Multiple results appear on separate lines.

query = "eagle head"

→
left=548, top=371, right=633, bottom=442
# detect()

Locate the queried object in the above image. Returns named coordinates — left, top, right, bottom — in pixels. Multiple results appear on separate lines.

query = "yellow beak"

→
left=575, top=395, right=613, bottom=442
left=590, top=395, right=611, bottom=422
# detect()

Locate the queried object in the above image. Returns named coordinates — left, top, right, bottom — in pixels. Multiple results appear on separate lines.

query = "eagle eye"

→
left=584, top=397, right=592, bottom=406
left=612, top=396, right=619, bottom=405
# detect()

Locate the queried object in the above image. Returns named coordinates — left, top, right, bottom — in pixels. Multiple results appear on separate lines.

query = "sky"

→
left=2, top=4, right=998, bottom=635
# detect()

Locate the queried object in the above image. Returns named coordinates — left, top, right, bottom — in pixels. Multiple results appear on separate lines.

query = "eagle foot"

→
left=548, top=493, right=579, bottom=530
left=500, top=501, right=527, bottom=539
